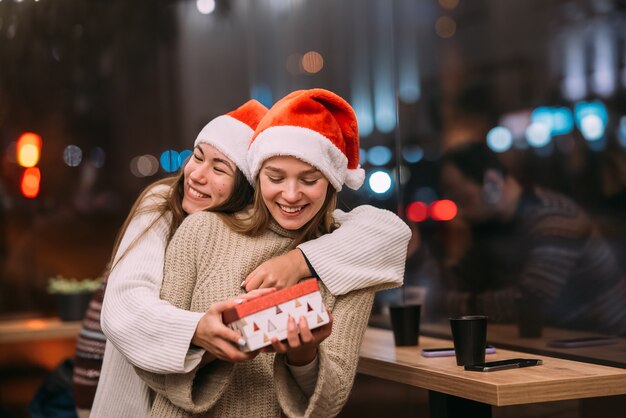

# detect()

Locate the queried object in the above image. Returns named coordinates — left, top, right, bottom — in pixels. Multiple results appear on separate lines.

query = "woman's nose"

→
left=189, top=166, right=208, bottom=184
left=282, top=181, right=301, bottom=202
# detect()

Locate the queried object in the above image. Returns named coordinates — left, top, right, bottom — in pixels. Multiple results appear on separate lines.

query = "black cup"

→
left=389, top=304, right=421, bottom=346
left=449, top=315, right=488, bottom=366
left=517, top=296, right=543, bottom=338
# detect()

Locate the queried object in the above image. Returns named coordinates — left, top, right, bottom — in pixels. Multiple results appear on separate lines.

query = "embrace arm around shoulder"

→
left=298, top=205, right=411, bottom=295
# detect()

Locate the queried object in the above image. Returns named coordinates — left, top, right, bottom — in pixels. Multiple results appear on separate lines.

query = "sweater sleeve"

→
left=273, top=286, right=376, bottom=418
left=134, top=212, right=236, bottom=414
left=101, top=186, right=205, bottom=374
left=298, top=205, right=410, bottom=295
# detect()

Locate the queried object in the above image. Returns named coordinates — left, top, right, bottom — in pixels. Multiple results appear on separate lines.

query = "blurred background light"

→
left=486, top=126, right=513, bottom=153
left=160, top=150, right=180, bottom=173
left=406, top=201, right=428, bottom=222
left=562, top=32, right=586, bottom=100
left=402, top=145, right=423, bottom=163
left=438, top=0, right=459, bottom=10
left=367, top=146, right=392, bottom=166
left=251, top=84, right=273, bottom=108
left=575, top=101, right=607, bottom=141
left=63, top=145, right=83, bottom=167
left=301, top=51, right=324, bottom=74
left=178, top=149, right=192, bottom=168
left=196, top=0, right=216, bottom=15
left=359, top=148, right=368, bottom=165
left=373, top=0, right=396, bottom=134
left=591, top=23, right=616, bottom=97
left=525, top=122, right=551, bottom=148
left=16, top=132, right=42, bottom=168
left=430, top=199, right=457, bottom=221
left=21, top=167, right=41, bottom=199
left=368, top=170, right=392, bottom=194
left=435, top=16, right=456, bottom=38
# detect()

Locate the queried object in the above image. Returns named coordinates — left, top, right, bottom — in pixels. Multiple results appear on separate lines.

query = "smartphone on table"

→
left=421, top=345, right=496, bottom=358
left=464, top=358, right=543, bottom=372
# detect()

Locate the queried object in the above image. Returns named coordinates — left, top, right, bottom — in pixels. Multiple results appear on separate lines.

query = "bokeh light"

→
left=301, top=51, right=324, bottom=74
left=619, top=116, right=626, bottom=147
left=402, top=145, right=423, bottom=163
left=196, top=0, right=216, bottom=15
left=21, top=167, right=41, bottom=198
left=367, top=146, right=392, bottom=166
left=486, top=126, right=513, bottom=153
left=178, top=150, right=193, bottom=168
left=16, top=132, right=42, bottom=168
left=525, top=122, right=551, bottom=148
left=368, top=170, right=392, bottom=194
left=435, top=16, right=456, bottom=38
left=160, top=150, right=180, bottom=173
left=430, top=199, right=457, bottom=221
left=63, top=145, right=83, bottom=167
left=406, top=201, right=428, bottom=222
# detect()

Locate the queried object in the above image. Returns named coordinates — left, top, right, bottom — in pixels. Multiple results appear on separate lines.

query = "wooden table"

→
left=420, top=320, right=626, bottom=368
left=358, top=327, right=626, bottom=418
left=0, top=317, right=82, bottom=343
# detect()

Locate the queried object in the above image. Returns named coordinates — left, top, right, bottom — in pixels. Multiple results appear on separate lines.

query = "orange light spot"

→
left=26, top=320, right=47, bottom=330
left=21, top=167, right=41, bottom=198
left=430, top=199, right=457, bottom=221
left=16, top=132, right=42, bottom=167
left=406, top=201, right=428, bottom=222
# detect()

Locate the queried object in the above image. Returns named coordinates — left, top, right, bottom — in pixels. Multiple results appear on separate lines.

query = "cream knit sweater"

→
left=136, top=211, right=378, bottom=418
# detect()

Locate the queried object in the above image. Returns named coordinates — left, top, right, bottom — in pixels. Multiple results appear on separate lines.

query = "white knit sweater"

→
left=91, top=184, right=410, bottom=417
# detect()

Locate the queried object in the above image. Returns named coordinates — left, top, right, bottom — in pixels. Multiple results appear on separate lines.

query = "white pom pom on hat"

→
left=194, top=99, right=268, bottom=185
left=247, top=88, right=365, bottom=191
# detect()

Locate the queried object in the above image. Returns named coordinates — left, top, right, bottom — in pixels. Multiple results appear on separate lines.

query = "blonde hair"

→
left=221, top=178, right=338, bottom=246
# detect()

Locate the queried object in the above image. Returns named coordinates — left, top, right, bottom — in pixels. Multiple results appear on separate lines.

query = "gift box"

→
left=222, top=279, right=330, bottom=352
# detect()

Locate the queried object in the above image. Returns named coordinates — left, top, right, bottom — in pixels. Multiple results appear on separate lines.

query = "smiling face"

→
left=259, top=156, right=330, bottom=230
left=181, top=143, right=237, bottom=215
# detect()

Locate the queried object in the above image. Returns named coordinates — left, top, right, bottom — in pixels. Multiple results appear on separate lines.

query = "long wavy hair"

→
left=109, top=167, right=253, bottom=272
left=220, top=177, right=339, bottom=247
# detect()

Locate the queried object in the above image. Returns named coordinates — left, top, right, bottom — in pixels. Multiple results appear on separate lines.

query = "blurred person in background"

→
left=439, top=142, right=626, bottom=335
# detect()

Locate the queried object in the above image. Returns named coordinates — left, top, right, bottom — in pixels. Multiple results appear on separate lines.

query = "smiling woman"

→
left=260, top=157, right=331, bottom=232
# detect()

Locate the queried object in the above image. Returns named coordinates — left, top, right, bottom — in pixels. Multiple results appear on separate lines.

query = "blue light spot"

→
left=160, top=150, right=180, bottom=173
left=486, top=127, right=513, bottom=153
left=178, top=150, right=192, bottom=168
left=369, top=170, right=392, bottom=194
left=251, top=84, right=273, bottom=108
left=414, top=186, right=438, bottom=204
left=525, top=122, right=551, bottom=148
left=367, top=146, right=392, bottom=166
left=551, top=107, right=574, bottom=135
left=402, top=145, right=423, bottom=163
left=575, top=101, right=608, bottom=141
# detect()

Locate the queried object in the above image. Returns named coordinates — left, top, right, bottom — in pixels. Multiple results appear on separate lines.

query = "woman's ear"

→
left=482, top=169, right=504, bottom=205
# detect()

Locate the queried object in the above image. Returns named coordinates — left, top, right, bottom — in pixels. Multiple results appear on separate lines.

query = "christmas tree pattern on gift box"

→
left=223, top=279, right=330, bottom=352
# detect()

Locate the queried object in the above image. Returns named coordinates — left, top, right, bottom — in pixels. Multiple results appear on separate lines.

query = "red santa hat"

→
left=194, top=99, right=268, bottom=184
left=247, top=88, right=365, bottom=191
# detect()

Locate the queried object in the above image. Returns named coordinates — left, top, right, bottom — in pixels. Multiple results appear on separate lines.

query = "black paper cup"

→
left=449, top=315, right=487, bottom=366
left=389, top=304, right=421, bottom=346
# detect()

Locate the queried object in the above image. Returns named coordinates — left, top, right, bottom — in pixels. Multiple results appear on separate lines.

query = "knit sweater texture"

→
left=136, top=211, right=378, bottom=418
left=91, top=184, right=410, bottom=417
